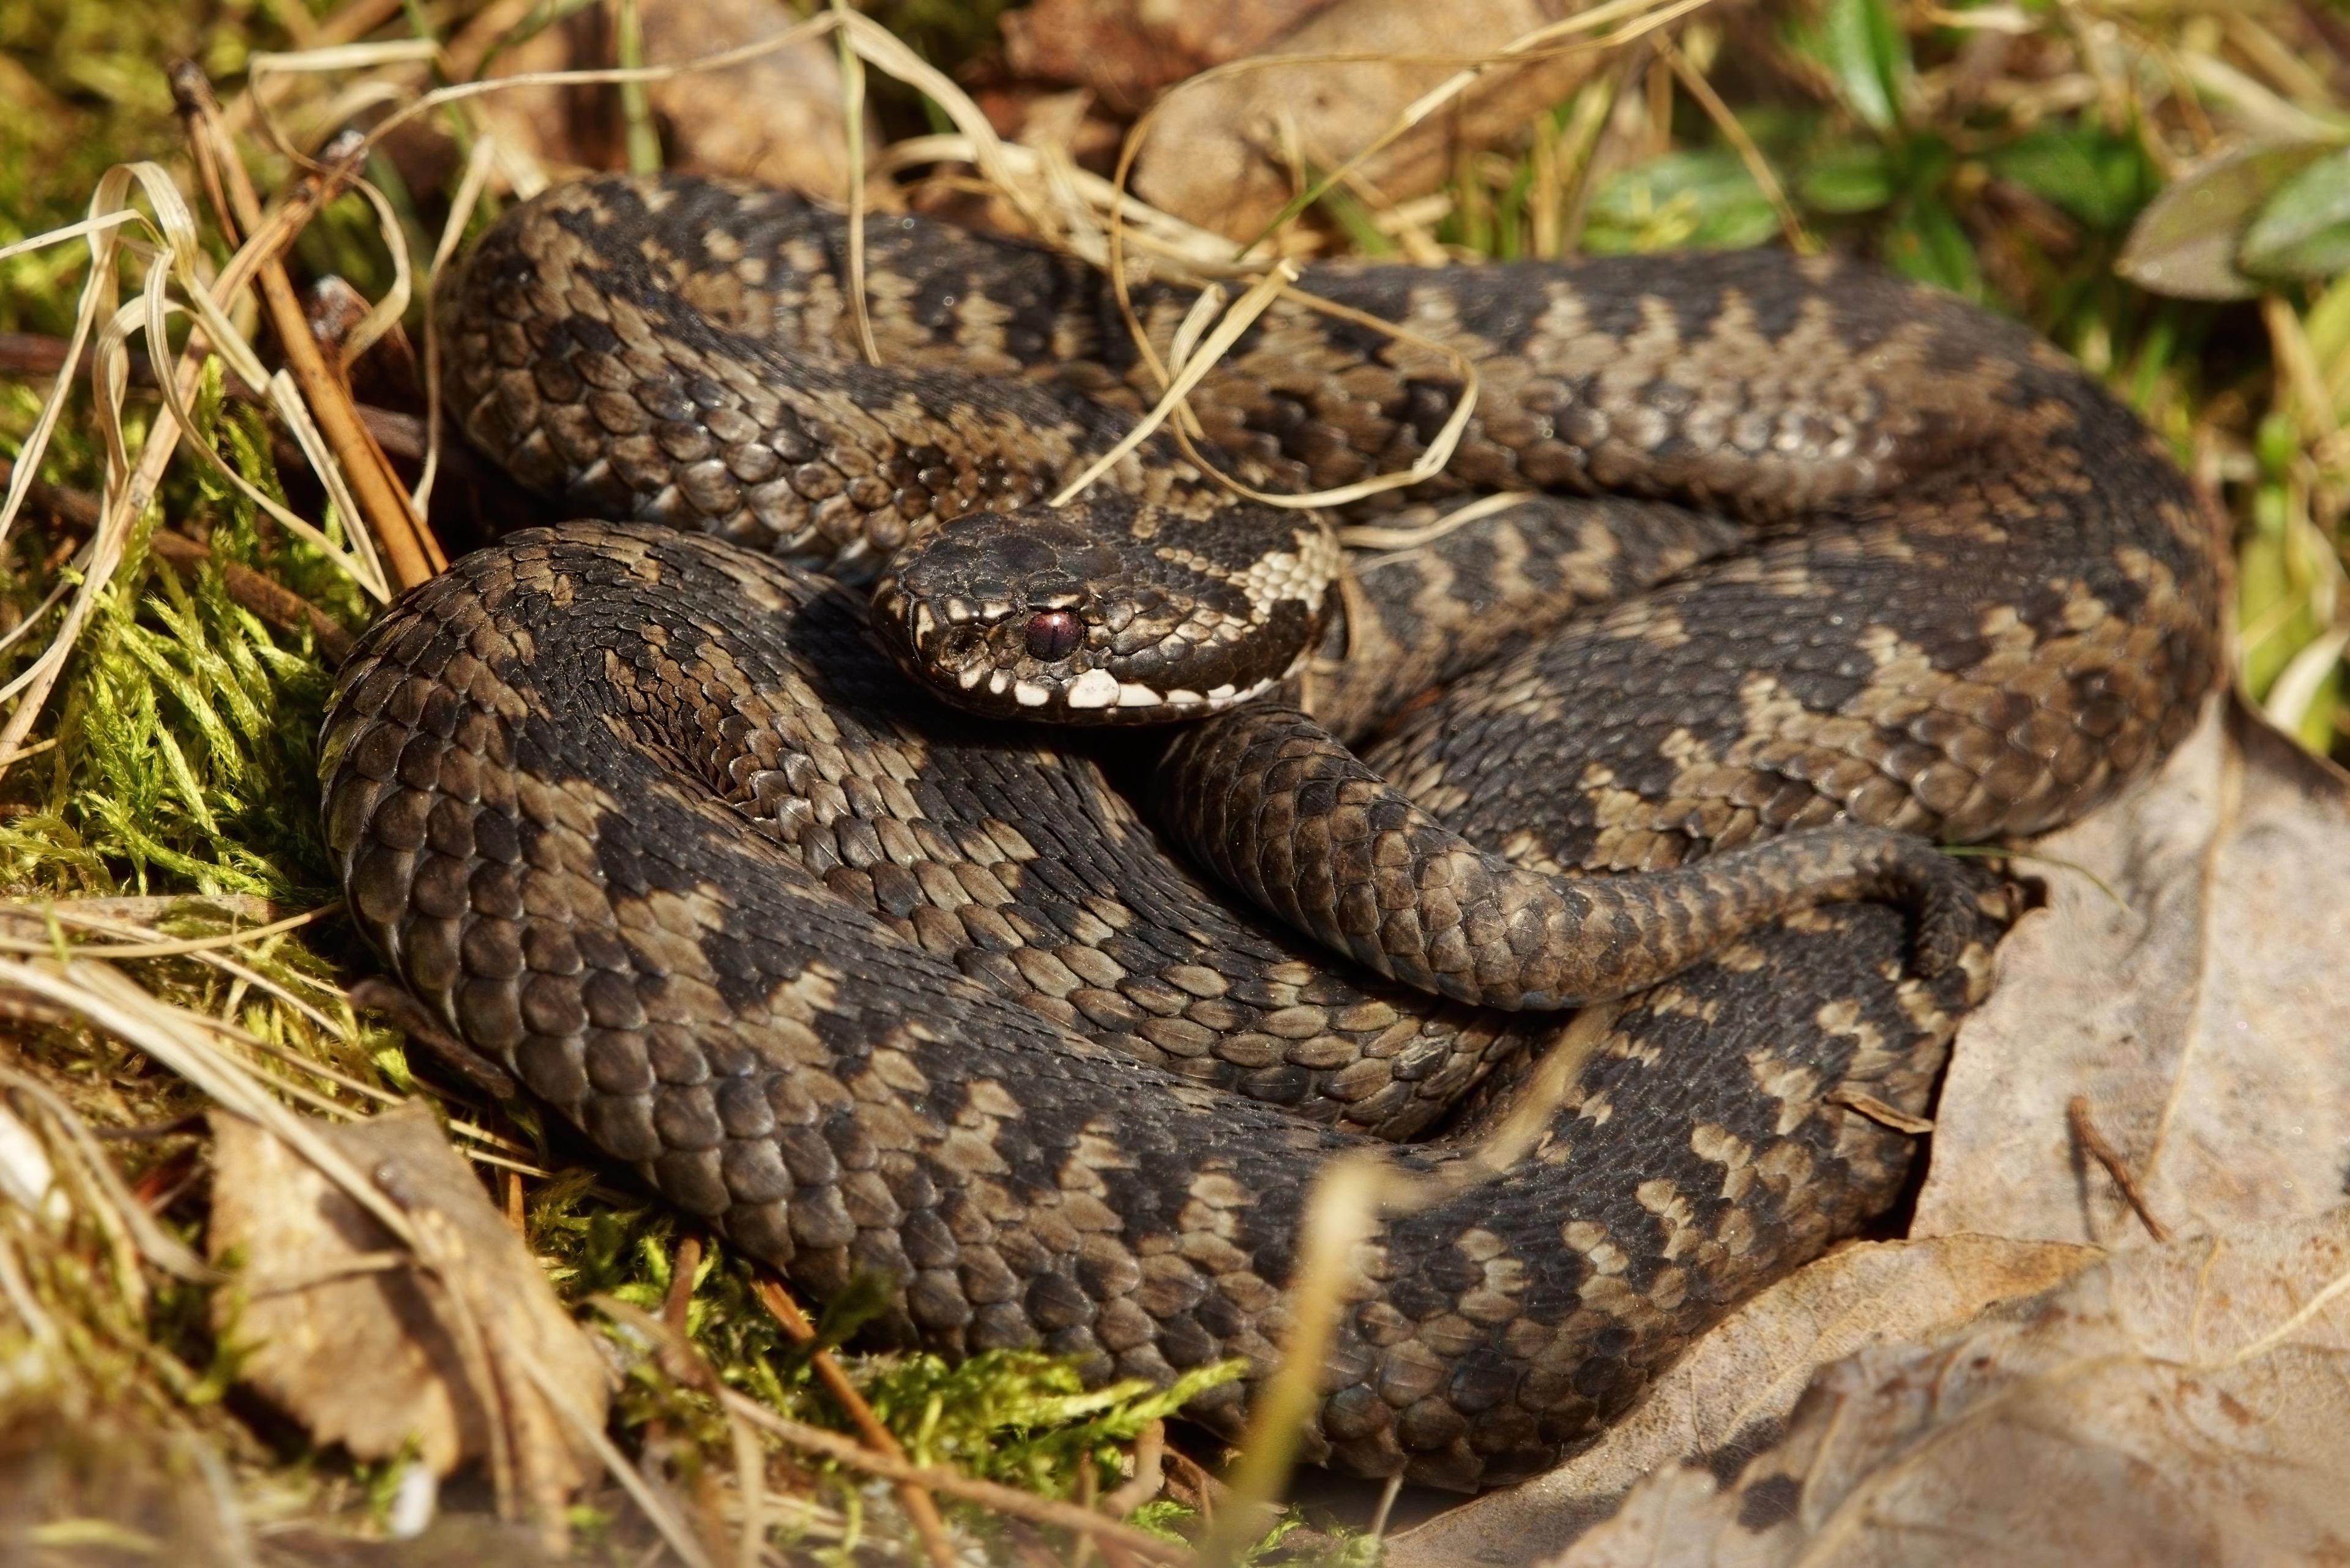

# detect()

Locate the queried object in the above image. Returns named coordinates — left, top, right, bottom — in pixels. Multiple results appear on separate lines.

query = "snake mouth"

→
left=870, top=575, right=1301, bottom=724
left=869, top=509, right=1322, bottom=726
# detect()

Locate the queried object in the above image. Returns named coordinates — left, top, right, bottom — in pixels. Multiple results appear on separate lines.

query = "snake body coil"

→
left=324, top=174, right=2221, bottom=1488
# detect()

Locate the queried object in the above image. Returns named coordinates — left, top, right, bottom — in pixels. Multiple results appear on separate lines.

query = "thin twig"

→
left=2070, top=1097, right=2164, bottom=1229
left=0, top=332, right=428, bottom=452
left=644, top=1233, right=732, bottom=1561
left=171, top=62, right=444, bottom=591
left=1098, top=1419, right=1166, bottom=1518
left=2068, top=1095, right=2173, bottom=1242
left=717, top=1386, right=1193, bottom=1564
left=664, top=1233, right=703, bottom=1334
left=749, top=1275, right=958, bottom=1568
left=0, top=334, right=193, bottom=394
left=1829, top=1088, right=1935, bottom=1135
left=1660, top=35, right=1813, bottom=253
left=149, top=532, right=358, bottom=659
left=0, top=454, right=100, bottom=531
left=0, top=452, right=355, bottom=657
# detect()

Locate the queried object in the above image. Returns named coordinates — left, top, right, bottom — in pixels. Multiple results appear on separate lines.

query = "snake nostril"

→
left=1024, top=609, right=1083, bottom=662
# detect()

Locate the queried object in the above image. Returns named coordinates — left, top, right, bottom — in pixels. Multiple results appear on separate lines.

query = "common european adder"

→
left=322, top=174, right=2221, bottom=1488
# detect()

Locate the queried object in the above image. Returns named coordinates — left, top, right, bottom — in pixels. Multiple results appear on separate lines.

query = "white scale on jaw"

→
left=1062, top=667, right=1278, bottom=711
left=952, top=642, right=1229, bottom=711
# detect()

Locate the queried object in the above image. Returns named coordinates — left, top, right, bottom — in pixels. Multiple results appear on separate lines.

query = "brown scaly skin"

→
left=337, top=172, right=2228, bottom=1487
left=1156, top=704, right=1978, bottom=1010
left=323, top=524, right=2010, bottom=1490
left=745, top=195, right=2219, bottom=1009
left=444, top=174, right=2219, bottom=1017
left=439, top=174, right=1337, bottom=712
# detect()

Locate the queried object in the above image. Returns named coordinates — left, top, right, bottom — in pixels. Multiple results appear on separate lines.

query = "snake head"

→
left=871, top=500, right=1336, bottom=725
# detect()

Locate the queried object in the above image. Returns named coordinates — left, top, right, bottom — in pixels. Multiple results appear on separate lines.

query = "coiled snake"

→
left=322, top=174, right=2220, bottom=1488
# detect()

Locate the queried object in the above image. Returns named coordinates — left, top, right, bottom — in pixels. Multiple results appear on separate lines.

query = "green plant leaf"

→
left=1585, top=149, right=1779, bottom=254
left=1886, top=199, right=1983, bottom=297
left=1991, top=125, right=2154, bottom=230
left=2241, top=146, right=2350, bottom=280
left=1795, top=0, right=1911, bottom=133
left=1800, top=142, right=1895, bottom=213
left=2119, top=141, right=2339, bottom=300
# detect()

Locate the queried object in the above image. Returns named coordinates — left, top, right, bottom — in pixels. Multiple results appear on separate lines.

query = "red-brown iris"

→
left=1024, top=608, right=1082, bottom=662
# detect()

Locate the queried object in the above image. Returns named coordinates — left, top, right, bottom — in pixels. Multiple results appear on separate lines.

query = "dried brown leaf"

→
left=1912, top=698, right=2350, bottom=1247
left=1130, top=0, right=1608, bottom=241
left=2117, top=141, right=2338, bottom=300
left=209, top=1104, right=611, bottom=1492
left=1003, top=0, right=1346, bottom=109
left=479, top=0, right=881, bottom=200
left=1384, top=1236, right=2096, bottom=1568
left=1543, top=1206, right=2350, bottom=1567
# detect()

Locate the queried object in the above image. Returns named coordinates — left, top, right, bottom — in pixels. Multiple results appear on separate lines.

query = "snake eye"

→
left=1024, top=608, right=1083, bottom=662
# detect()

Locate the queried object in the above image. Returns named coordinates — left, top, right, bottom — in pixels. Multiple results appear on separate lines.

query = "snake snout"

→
left=870, top=511, right=1109, bottom=716
left=870, top=503, right=1325, bottom=725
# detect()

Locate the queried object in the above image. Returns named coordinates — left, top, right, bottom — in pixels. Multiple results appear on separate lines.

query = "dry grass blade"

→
left=415, top=131, right=505, bottom=518
left=0, top=130, right=398, bottom=799
left=0, top=958, right=418, bottom=1240
left=0, top=163, right=324, bottom=790
left=828, top=10, right=1053, bottom=240
left=172, top=65, right=441, bottom=591
left=326, top=14, right=838, bottom=162
left=521, top=1350, right=715, bottom=1568
left=122, top=162, right=393, bottom=599
left=1050, top=263, right=1300, bottom=508
left=832, top=0, right=882, bottom=369
left=2266, top=627, right=2350, bottom=734
left=0, top=903, right=332, bottom=960
left=0, top=207, right=148, bottom=553
left=1181, top=283, right=1488, bottom=512
left=1339, top=490, right=1539, bottom=553
left=872, top=134, right=1251, bottom=274
left=0, top=1063, right=214, bottom=1288
left=2, top=902, right=361, bottom=1062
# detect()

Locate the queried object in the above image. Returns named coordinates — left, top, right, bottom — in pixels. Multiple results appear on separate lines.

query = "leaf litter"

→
left=1540, top=1208, right=2350, bottom=1568
left=207, top=1103, right=614, bottom=1520
left=6, top=0, right=2350, bottom=1559
left=1915, top=700, right=2350, bottom=1247
left=1391, top=698, right=2350, bottom=1566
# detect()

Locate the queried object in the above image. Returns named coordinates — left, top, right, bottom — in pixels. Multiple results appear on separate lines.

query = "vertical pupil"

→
left=1026, top=610, right=1081, bottom=662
